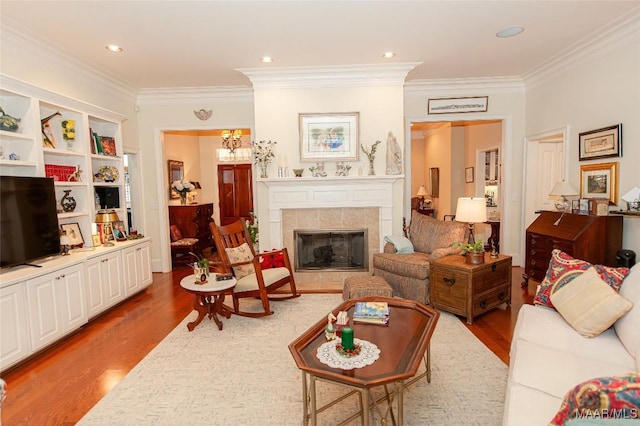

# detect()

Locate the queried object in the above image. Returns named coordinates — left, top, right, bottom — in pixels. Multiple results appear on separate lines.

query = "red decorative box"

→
left=45, top=164, right=76, bottom=181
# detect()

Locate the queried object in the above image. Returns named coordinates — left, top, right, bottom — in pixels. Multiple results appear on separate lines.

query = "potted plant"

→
left=189, top=251, right=210, bottom=283
left=453, top=239, right=485, bottom=264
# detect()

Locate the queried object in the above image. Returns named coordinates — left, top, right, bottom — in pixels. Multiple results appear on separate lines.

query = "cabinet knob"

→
left=491, top=263, right=497, bottom=272
left=531, top=239, right=537, bottom=245
left=480, top=300, right=488, bottom=309
left=498, top=291, right=506, bottom=300
left=443, top=277, right=456, bottom=286
left=531, top=260, right=537, bottom=266
left=530, top=249, right=537, bottom=256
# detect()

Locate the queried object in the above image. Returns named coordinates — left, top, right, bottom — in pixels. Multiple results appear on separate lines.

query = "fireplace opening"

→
left=294, top=229, right=368, bottom=272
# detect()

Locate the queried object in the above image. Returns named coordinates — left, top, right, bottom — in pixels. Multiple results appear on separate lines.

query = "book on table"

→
left=353, top=301, right=389, bottom=325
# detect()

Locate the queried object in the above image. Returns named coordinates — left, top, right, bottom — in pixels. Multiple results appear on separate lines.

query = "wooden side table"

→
left=429, top=253, right=512, bottom=324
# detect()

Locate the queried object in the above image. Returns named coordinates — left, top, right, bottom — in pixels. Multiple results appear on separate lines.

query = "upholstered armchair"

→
left=373, top=211, right=467, bottom=304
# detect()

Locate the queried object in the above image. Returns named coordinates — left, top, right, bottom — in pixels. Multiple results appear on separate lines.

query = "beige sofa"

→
left=503, top=261, right=640, bottom=425
left=372, top=211, right=466, bottom=304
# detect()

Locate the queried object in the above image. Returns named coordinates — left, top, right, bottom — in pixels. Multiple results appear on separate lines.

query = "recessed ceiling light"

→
left=105, top=44, right=123, bottom=52
left=261, top=56, right=273, bottom=63
left=496, top=26, right=524, bottom=38
left=382, top=52, right=395, bottom=59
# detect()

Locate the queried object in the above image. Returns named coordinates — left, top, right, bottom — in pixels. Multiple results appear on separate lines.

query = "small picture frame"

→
left=578, top=124, right=622, bottom=161
left=593, top=198, right=610, bottom=216
left=571, top=200, right=580, bottom=214
left=91, top=234, right=101, bottom=246
left=60, top=222, right=84, bottom=247
left=111, top=220, right=127, bottom=241
left=465, top=167, right=474, bottom=183
left=578, top=198, right=591, bottom=214
left=580, top=162, right=618, bottom=205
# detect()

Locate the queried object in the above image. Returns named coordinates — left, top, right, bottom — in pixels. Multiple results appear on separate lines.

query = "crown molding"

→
left=404, top=76, right=525, bottom=98
left=136, top=86, right=254, bottom=106
left=523, top=7, right=640, bottom=87
left=238, top=63, right=422, bottom=89
left=1, top=17, right=138, bottom=101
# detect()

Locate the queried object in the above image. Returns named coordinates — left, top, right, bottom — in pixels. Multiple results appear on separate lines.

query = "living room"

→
left=1, top=2, right=640, bottom=424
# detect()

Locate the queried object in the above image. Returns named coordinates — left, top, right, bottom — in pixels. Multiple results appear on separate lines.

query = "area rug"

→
left=79, top=294, right=507, bottom=425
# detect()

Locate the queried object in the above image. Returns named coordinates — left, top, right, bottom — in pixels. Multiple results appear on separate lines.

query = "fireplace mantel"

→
left=260, top=175, right=403, bottom=250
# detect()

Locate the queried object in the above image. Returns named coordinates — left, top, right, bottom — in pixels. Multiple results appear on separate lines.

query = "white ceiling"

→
left=1, top=1, right=639, bottom=90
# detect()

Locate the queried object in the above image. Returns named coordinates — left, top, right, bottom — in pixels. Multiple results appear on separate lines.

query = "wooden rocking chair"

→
left=210, top=220, right=300, bottom=317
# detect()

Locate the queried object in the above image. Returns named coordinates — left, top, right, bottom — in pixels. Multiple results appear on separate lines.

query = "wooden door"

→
left=217, top=164, right=253, bottom=226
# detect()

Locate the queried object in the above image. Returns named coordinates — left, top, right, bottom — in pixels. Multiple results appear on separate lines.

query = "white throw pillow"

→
left=614, top=263, right=640, bottom=359
left=225, top=242, right=256, bottom=279
left=550, top=267, right=633, bottom=338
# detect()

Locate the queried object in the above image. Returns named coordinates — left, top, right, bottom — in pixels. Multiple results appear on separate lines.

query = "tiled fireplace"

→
left=261, top=176, right=400, bottom=283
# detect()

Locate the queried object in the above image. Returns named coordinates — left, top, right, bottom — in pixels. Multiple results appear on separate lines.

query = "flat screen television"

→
left=1, top=176, right=61, bottom=268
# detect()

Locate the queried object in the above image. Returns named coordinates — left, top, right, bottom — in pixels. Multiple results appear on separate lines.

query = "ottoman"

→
left=343, top=276, right=393, bottom=300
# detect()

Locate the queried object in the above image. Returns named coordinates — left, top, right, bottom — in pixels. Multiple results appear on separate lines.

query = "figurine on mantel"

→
left=309, top=162, right=327, bottom=177
left=386, top=131, right=402, bottom=175
left=335, top=162, right=351, bottom=176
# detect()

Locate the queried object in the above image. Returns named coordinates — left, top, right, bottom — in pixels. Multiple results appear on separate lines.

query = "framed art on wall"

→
left=167, top=160, right=184, bottom=199
left=465, top=167, right=474, bottom=183
left=430, top=167, right=440, bottom=198
left=578, top=124, right=622, bottom=161
left=299, top=112, right=359, bottom=162
left=580, top=162, right=618, bottom=205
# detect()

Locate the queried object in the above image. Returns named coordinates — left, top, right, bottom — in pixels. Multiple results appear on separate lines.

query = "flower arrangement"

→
left=245, top=212, right=259, bottom=246
left=453, top=239, right=485, bottom=254
left=361, top=140, right=382, bottom=175
left=172, top=180, right=195, bottom=196
left=252, top=140, right=277, bottom=178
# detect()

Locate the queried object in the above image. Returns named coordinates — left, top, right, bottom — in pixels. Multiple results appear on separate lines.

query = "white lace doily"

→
left=316, top=338, right=380, bottom=370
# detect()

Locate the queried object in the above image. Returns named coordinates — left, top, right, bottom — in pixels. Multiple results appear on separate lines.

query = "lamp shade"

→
left=455, top=197, right=487, bottom=223
left=416, top=185, right=429, bottom=197
left=549, top=181, right=578, bottom=197
left=95, top=209, right=120, bottom=223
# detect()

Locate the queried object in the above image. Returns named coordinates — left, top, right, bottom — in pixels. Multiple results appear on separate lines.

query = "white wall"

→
left=525, top=38, right=640, bottom=256
left=252, top=85, right=406, bottom=249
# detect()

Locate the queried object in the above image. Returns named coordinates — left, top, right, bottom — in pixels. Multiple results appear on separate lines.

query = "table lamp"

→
left=416, top=185, right=430, bottom=209
left=455, top=197, right=487, bottom=244
left=60, top=232, right=70, bottom=255
left=95, top=209, right=120, bottom=246
left=549, top=181, right=578, bottom=212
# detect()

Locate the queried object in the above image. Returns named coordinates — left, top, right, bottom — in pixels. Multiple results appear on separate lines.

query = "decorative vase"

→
left=180, top=193, right=187, bottom=205
left=259, top=163, right=268, bottom=178
left=465, top=252, right=485, bottom=265
left=368, top=159, right=375, bottom=176
left=61, top=190, right=77, bottom=212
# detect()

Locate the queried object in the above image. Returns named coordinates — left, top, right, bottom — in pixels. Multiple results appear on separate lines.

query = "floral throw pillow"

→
left=533, top=249, right=630, bottom=309
left=225, top=243, right=255, bottom=279
left=549, top=373, right=640, bottom=425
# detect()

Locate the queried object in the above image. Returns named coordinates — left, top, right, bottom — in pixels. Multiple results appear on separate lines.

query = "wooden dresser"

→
left=168, top=203, right=215, bottom=254
left=524, top=211, right=623, bottom=285
left=430, top=253, right=512, bottom=324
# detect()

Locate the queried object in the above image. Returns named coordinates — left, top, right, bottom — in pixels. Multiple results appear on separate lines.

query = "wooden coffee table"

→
left=289, top=296, right=439, bottom=425
left=179, top=274, right=236, bottom=331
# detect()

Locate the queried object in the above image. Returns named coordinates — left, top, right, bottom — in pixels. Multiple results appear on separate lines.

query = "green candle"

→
left=341, top=326, right=354, bottom=350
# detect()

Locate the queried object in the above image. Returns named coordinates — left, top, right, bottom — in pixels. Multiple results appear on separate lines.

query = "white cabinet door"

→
left=122, top=241, right=152, bottom=295
left=26, top=272, right=63, bottom=351
left=57, top=264, right=87, bottom=332
left=26, top=264, right=87, bottom=352
left=137, top=241, right=152, bottom=288
left=103, top=251, right=125, bottom=306
left=85, top=257, right=107, bottom=317
left=0, top=282, right=31, bottom=370
left=122, top=245, right=139, bottom=296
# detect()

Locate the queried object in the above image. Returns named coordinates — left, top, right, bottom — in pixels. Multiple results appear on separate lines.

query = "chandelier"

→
left=221, top=129, right=243, bottom=153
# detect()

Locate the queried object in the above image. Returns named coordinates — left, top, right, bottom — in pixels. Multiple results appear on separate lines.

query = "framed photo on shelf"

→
left=111, top=220, right=127, bottom=241
left=299, top=112, right=359, bottom=162
left=465, top=167, right=474, bottom=183
left=580, top=162, right=618, bottom=205
left=60, top=223, right=84, bottom=247
left=578, top=124, right=622, bottom=161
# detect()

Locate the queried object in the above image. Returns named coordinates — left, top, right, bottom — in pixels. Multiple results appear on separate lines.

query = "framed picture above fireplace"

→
left=299, top=112, right=359, bottom=162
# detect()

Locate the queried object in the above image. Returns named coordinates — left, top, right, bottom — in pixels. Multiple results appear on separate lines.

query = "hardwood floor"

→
left=1, top=266, right=532, bottom=425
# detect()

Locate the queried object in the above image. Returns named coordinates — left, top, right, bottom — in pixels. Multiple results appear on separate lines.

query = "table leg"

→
left=209, top=295, right=224, bottom=330
left=310, top=374, right=317, bottom=426
left=397, top=381, right=404, bottom=425
left=302, top=372, right=309, bottom=425
left=361, top=388, right=369, bottom=425
left=186, top=295, right=209, bottom=331
left=426, top=344, right=431, bottom=383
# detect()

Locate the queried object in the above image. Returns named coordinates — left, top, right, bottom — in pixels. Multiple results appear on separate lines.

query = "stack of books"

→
left=353, top=301, right=390, bottom=325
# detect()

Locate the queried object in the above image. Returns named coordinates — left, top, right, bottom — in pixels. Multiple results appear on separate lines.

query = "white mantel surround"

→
left=261, top=175, right=403, bottom=251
